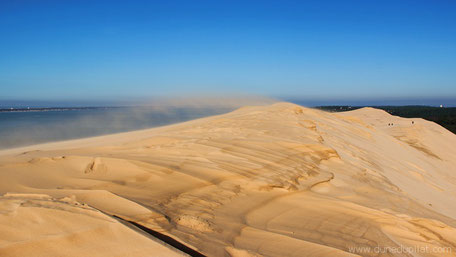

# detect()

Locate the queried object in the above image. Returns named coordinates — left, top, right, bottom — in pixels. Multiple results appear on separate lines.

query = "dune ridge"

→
left=1, top=102, right=456, bottom=257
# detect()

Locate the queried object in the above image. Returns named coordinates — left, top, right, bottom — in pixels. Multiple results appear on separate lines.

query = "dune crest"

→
left=1, top=102, right=456, bottom=256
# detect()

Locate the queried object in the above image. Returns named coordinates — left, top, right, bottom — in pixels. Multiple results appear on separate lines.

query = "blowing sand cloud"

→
left=0, top=95, right=277, bottom=149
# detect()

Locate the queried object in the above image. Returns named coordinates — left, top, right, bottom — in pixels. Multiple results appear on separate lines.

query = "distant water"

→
left=0, top=107, right=232, bottom=149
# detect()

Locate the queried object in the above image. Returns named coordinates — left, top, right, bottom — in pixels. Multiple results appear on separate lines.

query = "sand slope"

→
left=1, top=102, right=456, bottom=257
left=0, top=193, right=184, bottom=257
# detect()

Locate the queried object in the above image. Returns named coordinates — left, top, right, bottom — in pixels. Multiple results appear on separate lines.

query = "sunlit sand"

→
left=1, top=102, right=455, bottom=256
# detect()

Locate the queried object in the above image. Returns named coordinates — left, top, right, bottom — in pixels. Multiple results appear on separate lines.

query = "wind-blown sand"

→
left=0, top=102, right=455, bottom=257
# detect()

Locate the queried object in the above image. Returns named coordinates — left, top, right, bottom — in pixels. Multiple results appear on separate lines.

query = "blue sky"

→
left=0, top=0, right=455, bottom=102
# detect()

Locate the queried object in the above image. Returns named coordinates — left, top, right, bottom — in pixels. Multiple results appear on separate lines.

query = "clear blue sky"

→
left=1, top=0, right=455, bottom=102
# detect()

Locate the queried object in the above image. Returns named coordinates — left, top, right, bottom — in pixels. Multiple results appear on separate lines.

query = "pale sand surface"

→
left=1, top=102, right=456, bottom=256
left=0, top=193, right=184, bottom=257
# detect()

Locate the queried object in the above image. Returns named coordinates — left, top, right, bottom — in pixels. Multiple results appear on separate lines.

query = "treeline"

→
left=315, top=106, right=456, bottom=134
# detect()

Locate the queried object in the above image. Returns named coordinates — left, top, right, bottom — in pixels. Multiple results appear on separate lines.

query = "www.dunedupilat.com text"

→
left=348, top=245, right=452, bottom=254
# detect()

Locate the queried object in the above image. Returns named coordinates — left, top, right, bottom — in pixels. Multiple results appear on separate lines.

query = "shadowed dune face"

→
left=1, top=102, right=456, bottom=256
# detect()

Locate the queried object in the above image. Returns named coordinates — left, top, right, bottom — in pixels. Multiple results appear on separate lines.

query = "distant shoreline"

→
left=0, top=106, right=121, bottom=113
left=1, top=104, right=454, bottom=113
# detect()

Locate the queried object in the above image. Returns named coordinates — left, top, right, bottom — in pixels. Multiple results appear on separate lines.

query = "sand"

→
left=0, top=102, right=455, bottom=257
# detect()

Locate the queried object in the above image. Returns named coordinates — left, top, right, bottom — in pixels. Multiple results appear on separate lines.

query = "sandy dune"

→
left=0, top=193, right=184, bottom=257
left=1, top=102, right=456, bottom=257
